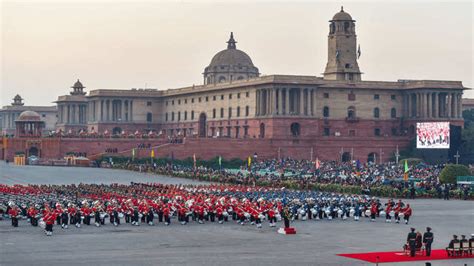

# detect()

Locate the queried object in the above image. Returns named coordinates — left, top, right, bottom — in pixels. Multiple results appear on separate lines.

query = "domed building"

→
left=203, top=32, right=259, bottom=85
left=15, top=110, right=44, bottom=137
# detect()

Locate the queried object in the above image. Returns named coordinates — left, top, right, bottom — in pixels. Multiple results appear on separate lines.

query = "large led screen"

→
left=416, top=122, right=450, bottom=149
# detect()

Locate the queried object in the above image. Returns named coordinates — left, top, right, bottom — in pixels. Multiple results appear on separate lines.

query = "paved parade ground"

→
left=1, top=162, right=473, bottom=266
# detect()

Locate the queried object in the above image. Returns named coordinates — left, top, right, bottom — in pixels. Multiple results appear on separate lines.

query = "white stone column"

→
left=433, top=93, right=439, bottom=118
left=285, top=89, right=290, bottom=115
left=426, top=93, right=431, bottom=118
left=255, top=90, right=260, bottom=116
left=277, top=89, right=282, bottom=115
left=299, top=88, right=304, bottom=115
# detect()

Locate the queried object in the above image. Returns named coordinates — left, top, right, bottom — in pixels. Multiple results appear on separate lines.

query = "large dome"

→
left=203, top=32, right=259, bottom=85
left=209, top=49, right=254, bottom=68
left=331, top=6, right=353, bottom=21
left=16, top=110, right=41, bottom=122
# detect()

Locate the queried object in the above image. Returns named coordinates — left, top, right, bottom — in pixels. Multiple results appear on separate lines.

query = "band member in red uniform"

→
left=385, top=201, right=393, bottom=223
left=403, top=204, right=412, bottom=224
left=43, top=208, right=58, bottom=236
left=394, top=200, right=404, bottom=224
left=27, top=205, right=39, bottom=226
left=268, top=206, right=277, bottom=227
left=163, top=204, right=171, bottom=225
left=370, top=202, right=377, bottom=222
left=81, top=202, right=91, bottom=226
left=8, top=203, right=20, bottom=227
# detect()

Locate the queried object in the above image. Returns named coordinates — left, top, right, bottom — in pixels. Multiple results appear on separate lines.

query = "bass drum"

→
left=118, top=213, right=124, bottom=218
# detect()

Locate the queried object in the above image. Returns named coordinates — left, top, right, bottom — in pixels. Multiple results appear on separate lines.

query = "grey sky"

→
left=1, top=1, right=472, bottom=107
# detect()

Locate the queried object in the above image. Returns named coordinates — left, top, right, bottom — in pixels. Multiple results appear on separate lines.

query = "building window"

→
left=290, top=123, right=301, bottom=136
left=147, top=101, right=152, bottom=106
left=185, top=99, right=187, bottom=104
left=178, top=111, right=181, bottom=121
left=374, top=128, right=381, bottom=136
left=221, top=95, right=224, bottom=100
left=166, top=101, right=168, bottom=106
left=228, top=107, right=232, bottom=118
left=206, top=96, right=209, bottom=102
left=374, top=94, right=380, bottom=100
left=323, top=127, right=330, bottom=136
left=391, top=108, right=397, bottom=118
left=165, top=113, right=168, bottom=122
left=191, top=98, right=195, bottom=103
left=198, top=97, right=202, bottom=102
left=213, top=95, right=216, bottom=101
left=349, top=130, right=355, bottom=136
left=391, top=95, right=396, bottom=100
left=374, top=108, right=380, bottom=118
left=347, top=106, right=356, bottom=119
left=237, top=93, right=241, bottom=99
left=246, top=92, right=249, bottom=97
left=229, top=94, right=232, bottom=99
left=178, top=99, right=181, bottom=105
left=146, top=113, right=152, bottom=122
left=324, top=93, right=329, bottom=98
left=323, top=106, right=330, bottom=118
left=220, top=108, right=224, bottom=118
left=245, top=106, right=249, bottom=117
left=172, top=100, right=174, bottom=105
left=184, top=111, right=188, bottom=120
left=348, top=92, right=355, bottom=101
left=236, top=106, right=241, bottom=117
left=171, top=112, right=175, bottom=121
left=213, top=109, right=216, bottom=119
left=191, top=111, right=195, bottom=120
left=42, top=114, right=46, bottom=117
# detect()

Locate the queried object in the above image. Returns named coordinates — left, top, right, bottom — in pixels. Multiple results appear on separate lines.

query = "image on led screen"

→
left=416, top=122, right=450, bottom=149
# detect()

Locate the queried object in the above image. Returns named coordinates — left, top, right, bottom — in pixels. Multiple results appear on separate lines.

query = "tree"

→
left=439, top=164, right=470, bottom=184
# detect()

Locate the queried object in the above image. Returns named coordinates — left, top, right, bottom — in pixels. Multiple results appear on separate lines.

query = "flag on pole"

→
left=315, top=157, right=320, bottom=170
left=193, top=153, right=197, bottom=169
left=151, top=149, right=155, bottom=158
left=248, top=156, right=252, bottom=169
left=403, top=159, right=409, bottom=181
left=132, top=148, right=136, bottom=161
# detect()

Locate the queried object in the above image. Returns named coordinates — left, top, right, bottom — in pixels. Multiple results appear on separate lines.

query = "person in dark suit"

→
left=423, top=227, right=434, bottom=256
left=446, top=235, right=459, bottom=256
left=407, top=228, right=417, bottom=257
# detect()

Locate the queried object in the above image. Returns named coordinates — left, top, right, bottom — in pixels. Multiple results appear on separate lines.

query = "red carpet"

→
left=338, top=249, right=473, bottom=263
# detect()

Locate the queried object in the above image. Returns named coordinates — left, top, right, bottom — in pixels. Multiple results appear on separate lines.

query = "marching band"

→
left=0, top=183, right=414, bottom=236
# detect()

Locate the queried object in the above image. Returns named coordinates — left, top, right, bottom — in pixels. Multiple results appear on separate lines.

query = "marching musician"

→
left=43, top=207, right=58, bottom=236
left=385, top=200, right=393, bottom=223
left=8, top=202, right=20, bottom=227
left=27, top=204, right=39, bottom=226
left=163, top=204, right=171, bottom=225
left=403, top=204, right=412, bottom=225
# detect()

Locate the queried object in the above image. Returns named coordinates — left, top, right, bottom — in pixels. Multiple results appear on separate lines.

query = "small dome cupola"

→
left=70, top=79, right=86, bottom=95
left=12, top=94, right=24, bottom=106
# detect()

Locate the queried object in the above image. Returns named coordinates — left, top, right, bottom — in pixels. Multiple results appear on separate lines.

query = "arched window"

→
left=218, top=76, right=226, bottom=83
left=391, top=108, right=397, bottom=118
left=347, top=106, right=356, bottom=119
left=228, top=107, right=232, bottom=118
left=213, top=108, right=216, bottom=119
left=290, top=122, right=300, bottom=136
left=184, top=111, right=188, bottom=120
left=236, top=106, right=241, bottom=117
left=245, top=106, right=249, bottom=117
left=330, top=22, right=335, bottom=34
left=373, top=108, right=380, bottom=118
left=171, top=112, right=175, bottom=121
left=146, top=112, right=152, bottom=123
left=344, top=22, right=350, bottom=32
left=323, top=106, right=330, bottom=118
left=220, top=108, right=224, bottom=118
left=178, top=111, right=181, bottom=121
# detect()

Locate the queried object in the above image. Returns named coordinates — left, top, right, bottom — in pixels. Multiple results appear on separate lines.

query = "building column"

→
left=107, top=100, right=111, bottom=121
left=299, top=88, right=304, bottom=115
left=130, top=100, right=133, bottom=121
left=426, top=93, right=431, bottom=118
left=277, top=88, right=282, bottom=115
left=285, top=88, right=290, bottom=115
left=255, top=90, right=260, bottom=116
left=416, top=93, right=420, bottom=117
left=267, top=89, right=272, bottom=115
left=433, top=93, right=439, bottom=118
left=457, top=93, right=462, bottom=118
left=447, top=93, right=452, bottom=118
left=421, top=92, right=426, bottom=118
left=120, top=100, right=125, bottom=122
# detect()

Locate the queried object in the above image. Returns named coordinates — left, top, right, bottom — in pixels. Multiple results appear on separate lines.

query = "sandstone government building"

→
left=0, top=8, right=468, bottom=163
